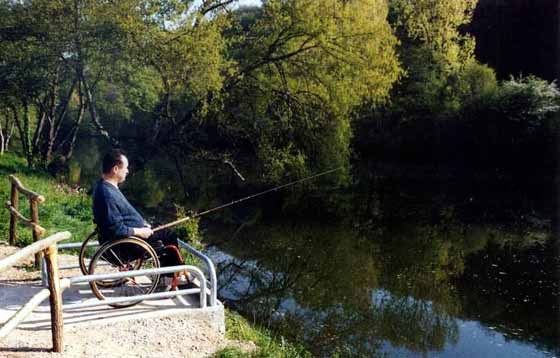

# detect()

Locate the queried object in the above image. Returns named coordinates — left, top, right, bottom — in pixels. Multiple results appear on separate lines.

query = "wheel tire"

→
left=88, top=237, right=160, bottom=308
left=79, top=231, right=98, bottom=276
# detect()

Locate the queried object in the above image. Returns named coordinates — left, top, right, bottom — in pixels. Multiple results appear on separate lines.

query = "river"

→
left=72, top=138, right=559, bottom=358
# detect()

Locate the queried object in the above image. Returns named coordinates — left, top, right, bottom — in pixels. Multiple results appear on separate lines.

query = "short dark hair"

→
left=102, top=149, right=126, bottom=174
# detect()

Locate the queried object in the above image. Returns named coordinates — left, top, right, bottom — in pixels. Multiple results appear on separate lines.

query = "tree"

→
left=0, top=0, right=125, bottom=166
left=111, top=0, right=232, bottom=142
left=218, top=0, right=402, bottom=183
left=388, top=0, right=479, bottom=117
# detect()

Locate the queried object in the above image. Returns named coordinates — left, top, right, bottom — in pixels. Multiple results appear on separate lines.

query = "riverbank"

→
left=0, top=152, right=311, bottom=358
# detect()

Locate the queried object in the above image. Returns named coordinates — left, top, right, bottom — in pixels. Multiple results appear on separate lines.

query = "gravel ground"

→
left=1, top=316, right=255, bottom=358
left=0, top=242, right=256, bottom=358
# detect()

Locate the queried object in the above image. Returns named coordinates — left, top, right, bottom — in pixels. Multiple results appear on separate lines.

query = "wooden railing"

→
left=5, top=175, right=46, bottom=269
left=0, top=231, right=71, bottom=352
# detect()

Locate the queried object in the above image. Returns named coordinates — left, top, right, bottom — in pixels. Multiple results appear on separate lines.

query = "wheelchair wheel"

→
left=88, top=237, right=160, bottom=308
left=79, top=231, right=125, bottom=288
left=79, top=231, right=98, bottom=276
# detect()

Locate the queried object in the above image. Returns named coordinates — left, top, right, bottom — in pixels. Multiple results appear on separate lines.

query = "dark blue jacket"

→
left=92, top=179, right=145, bottom=242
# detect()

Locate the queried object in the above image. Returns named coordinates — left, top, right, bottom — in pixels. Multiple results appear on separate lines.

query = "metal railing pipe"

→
left=68, top=265, right=207, bottom=308
left=68, top=265, right=204, bottom=284
left=178, top=239, right=217, bottom=306
left=63, top=288, right=203, bottom=310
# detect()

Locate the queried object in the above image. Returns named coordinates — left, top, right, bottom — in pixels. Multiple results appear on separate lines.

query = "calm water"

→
left=72, top=139, right=559, bottom=357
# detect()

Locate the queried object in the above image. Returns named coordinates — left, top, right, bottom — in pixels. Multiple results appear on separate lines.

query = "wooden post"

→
left=44, top=245, right=63, bottom=353
left=30, top=199, right=42, bottom=269
left=9, top=182, right=18, bottom=245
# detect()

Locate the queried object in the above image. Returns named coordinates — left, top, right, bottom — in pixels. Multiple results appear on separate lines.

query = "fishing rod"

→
left=153, top=166, right=342, bottom=232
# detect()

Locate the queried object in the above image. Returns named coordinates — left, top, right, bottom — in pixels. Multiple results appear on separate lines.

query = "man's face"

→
left=114, top=155, right=129, bottom=184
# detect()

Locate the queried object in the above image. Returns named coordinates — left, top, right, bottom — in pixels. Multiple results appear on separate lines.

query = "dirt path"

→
left=0, top=242, right=255, bottom=358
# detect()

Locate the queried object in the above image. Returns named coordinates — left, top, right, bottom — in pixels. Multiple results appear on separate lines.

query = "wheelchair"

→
left=78, top=230, right=184, bottom=308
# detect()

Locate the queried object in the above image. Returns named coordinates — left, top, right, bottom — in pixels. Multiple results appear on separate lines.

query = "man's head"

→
left=102, top=149, right=129, bottom=184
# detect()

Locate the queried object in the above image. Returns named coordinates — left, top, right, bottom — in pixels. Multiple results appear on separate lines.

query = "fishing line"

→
left=153, top=167, right=343, bottom=232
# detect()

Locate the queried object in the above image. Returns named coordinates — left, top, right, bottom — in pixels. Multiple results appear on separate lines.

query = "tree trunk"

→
left=51, top=79, right=77, bottom=153
left=0, top=118, right=5, bottom=155
left=151, top=91, right=170, bottom=143
left=44, top=69, right=60, bottom=163
left=5, top=120, right=15, bottom=153
left=80, top=75, right=118, bottom=147
left=11, top=102, right=32, bottom=167
left=23, top=100, right=33, bottom=166
left=63, top=97, right=86, bottom=161
left=11, top=105, right=24, bottom=154
left=31, top=107, right=46, bottom=158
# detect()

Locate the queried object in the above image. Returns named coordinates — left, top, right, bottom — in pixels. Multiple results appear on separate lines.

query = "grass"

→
left=0, top=152, right=95, bottom=249
left=213, top=310, right=313, bottom=358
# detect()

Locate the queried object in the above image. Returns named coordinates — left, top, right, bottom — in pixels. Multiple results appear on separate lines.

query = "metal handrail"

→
left=64, top=265, right=207, bottom=309
left=177, top=239, right=218, bottom=307
left=50, top=238, right=218, bottom=307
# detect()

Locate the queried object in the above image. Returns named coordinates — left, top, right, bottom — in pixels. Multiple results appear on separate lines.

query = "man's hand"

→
left=133, top=227, right=153, bottom=239
left=144, top=222, right=152, bottom=229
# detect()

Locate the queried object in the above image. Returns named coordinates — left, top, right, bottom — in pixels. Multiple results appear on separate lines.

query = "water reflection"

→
left=204, top=208, right=558, bottom=357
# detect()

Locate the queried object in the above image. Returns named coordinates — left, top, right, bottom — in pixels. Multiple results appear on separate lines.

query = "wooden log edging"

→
left=31, top=199, right=42, bottom=269
left=8, top=181, right=18, bottom=246
left=45, top=245, right=63, bottom=352
left=0, top=277, right=72, bottom=338
left=0, top=232, right=70, bottom=273
left=8, top=175, right=45, bottom=203
left=6, top=175, right=47, bottom=268
left=0, top=288, right=51, bottom=339
left=4, top=201, right=46, bottom=236
left=0, top=232, right=71, bottom=353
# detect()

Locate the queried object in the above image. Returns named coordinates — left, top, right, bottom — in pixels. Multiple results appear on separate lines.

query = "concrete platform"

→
left=0, top=280, right=225, bottom=334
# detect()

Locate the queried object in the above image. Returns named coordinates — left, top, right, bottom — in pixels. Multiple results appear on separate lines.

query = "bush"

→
left=456, top=61, right=498, bottom=105
left=461, top=75, right=560, bottom=171
left=493, top=76, right=560, bottom=125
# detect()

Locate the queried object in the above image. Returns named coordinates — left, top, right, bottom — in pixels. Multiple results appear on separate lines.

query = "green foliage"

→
left=173, top=205, right=202, bottom=244
left=463, top=75, right=560, bottom=135
left=0, top=152, right=94, bottom=247
left=212, top=310, right=312, bottom=358
left=390, top=0, right=477, bottom=70
left=172, top=204, right=204, bottom=267
left=387, top=0, right=480, bottom=118
left=493, top=76, right=560, bottom=123
left=455, top=61, right=498, bottom=105
left=117, top=0, right=232, bottom=118
left=221, top=0, right=401, bottom=184
left=213, top=347, right=248, bottom=358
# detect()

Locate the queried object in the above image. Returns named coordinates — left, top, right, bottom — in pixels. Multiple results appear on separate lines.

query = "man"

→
left=92, top=149, right=182, bottom=268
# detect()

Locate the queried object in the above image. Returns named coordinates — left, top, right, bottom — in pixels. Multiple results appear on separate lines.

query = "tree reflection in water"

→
left=206, top=196, right=556, bottom=357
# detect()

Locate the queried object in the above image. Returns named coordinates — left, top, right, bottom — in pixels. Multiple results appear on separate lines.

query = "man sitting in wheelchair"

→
left=92, top=149, right=185, bottom=290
